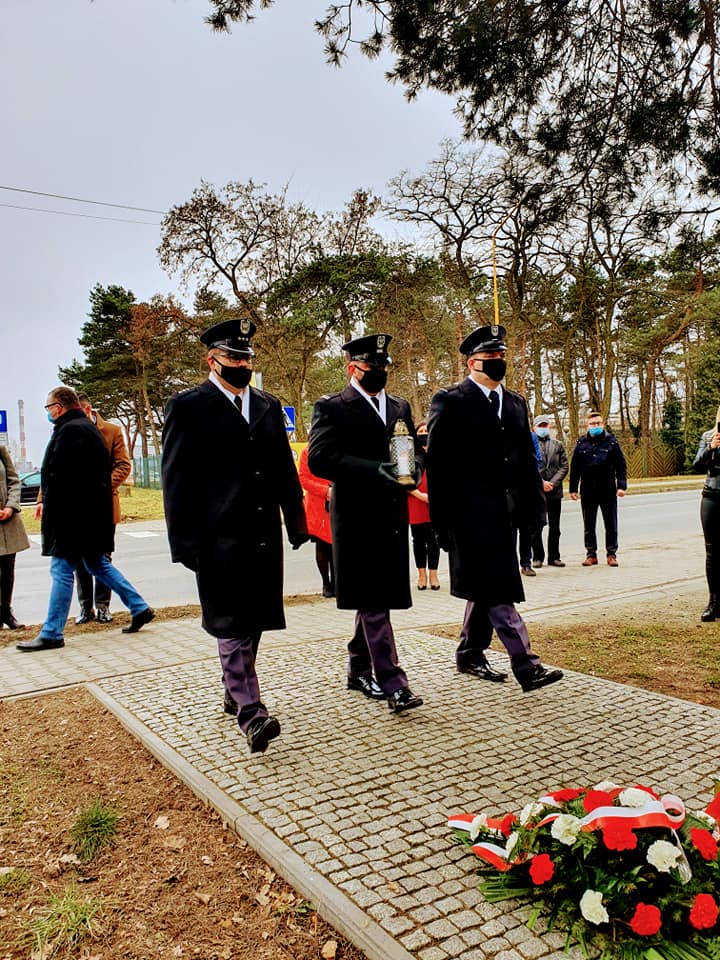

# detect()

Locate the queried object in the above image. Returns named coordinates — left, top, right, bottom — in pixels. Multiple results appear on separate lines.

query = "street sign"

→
left=0, top=410, right=6, bottom=434
left=282, top=406, right=296, bottom=433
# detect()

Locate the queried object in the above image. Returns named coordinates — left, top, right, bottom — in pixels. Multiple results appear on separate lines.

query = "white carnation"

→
left=519, top=802, right=545, bottom=825
left=579, top=890, right=609, bottom=925
left=646, top=839, right=682, bottom=872
left=550, top=814, right=581, bottom=845
left=469, top=814, right=488, bottom=840
left=505, top=832, right=519, bottom=856
left=619, top=787, right=654, bottom=808
left=593, top=780, right=619, bottom=792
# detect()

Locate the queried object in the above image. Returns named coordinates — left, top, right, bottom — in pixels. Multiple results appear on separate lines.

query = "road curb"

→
left=88, top=683, right=415, bottom=960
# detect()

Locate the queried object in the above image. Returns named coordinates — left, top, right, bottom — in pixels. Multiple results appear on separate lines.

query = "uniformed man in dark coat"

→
left=426, top=325, right=563, bottom=693
left=569, top=411, right=627, bottom=567
left=308, top=334, right=423, bottom=714
left=16, top=386, right=154, bottom=652
left=161, top=318, right=308, bottom=754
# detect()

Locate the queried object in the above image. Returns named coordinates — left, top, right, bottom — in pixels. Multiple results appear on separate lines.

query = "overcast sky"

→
left=1, top=0, right=460, bottom=464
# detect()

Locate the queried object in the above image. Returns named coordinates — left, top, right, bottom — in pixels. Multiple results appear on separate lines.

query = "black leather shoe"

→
left=347, top=675, right=385, bottom=700
left=519, top=665, right=564, bottom=693
left=322, top=584, right=335, bottom=598
left=75, top=609, right=95, bottom=625
left=387, top=688, right=423, bottom=714
left=548, top=560, right=566, bottom=567
left=16, top=635, right=65, bottom=652
left=246, top=715, right=281, bottom=753
left=701, top=604, right=719, bottom=622
left=96, top=606, right=113, bottom=623
left=223, top=689, right=238, bottom=716
left=122, top=607, right=155, bottom=633
left=458, top=661, right=508, bottom=682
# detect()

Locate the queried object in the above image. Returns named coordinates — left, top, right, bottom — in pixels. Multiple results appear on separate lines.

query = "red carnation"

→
left=689, top=894, right=719, bottom=931
left=691, top=828, right=719, bottom=861
left=583, top=790, right=614, bottom=812
left=551, top=788, right=584, bottom=803
left=498, top=813, right=518, bottom=837
left=629, top=903, right=662, bottom=936
left=706, top=794, right=720, bottom=821
left=529, top=853, right=554, bottom=885
left=602, top=823, right=637, bottom=851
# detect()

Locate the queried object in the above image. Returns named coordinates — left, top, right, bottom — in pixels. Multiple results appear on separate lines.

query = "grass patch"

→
left=0, top=868, right=32, bottom=895
left=117, top=485, right=164, bottom=523
left=27, top=884, right=109, bottom=956
left=20, top=485, right=164, bottom=534
left=70, top=798, right=120, bottom=862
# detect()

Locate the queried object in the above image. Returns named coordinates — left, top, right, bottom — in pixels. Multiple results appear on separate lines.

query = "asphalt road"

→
left=11, top=489, right=702, bottom=626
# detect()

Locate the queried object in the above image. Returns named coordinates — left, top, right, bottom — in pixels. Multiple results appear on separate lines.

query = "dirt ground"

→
left=0, top=690, right=366, bottom=960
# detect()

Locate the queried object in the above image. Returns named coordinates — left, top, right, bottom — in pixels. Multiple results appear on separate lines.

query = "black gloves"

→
left=377, top=462, right=420, bottom=492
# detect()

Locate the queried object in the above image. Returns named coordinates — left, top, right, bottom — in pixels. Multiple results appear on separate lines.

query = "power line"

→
left=0, top=184, right=166, bottom=215
left=0, top=202, right=162, bottom=226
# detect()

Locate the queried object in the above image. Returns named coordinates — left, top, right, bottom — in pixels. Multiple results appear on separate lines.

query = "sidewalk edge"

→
left=88, top=683, right=414, bottom=960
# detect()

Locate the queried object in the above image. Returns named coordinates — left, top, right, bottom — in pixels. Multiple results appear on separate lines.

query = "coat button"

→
left=259, top=542, right=266, bottom=548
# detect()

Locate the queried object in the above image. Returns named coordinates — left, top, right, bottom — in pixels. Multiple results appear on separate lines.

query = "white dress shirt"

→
left=209, top=371, right=250, bottom=421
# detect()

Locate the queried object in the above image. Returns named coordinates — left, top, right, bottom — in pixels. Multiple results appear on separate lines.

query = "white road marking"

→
left=122, top=531, right=160, bottom=539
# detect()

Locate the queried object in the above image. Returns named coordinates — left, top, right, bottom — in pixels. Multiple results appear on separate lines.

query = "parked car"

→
left=19, top=471, right=41, bottom=505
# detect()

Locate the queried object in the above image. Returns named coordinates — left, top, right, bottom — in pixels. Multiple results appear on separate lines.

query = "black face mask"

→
left=417, top=434, right=428, bottom=447
left=218, top=363, right=252, bottom=389
left=360, top=367, right=388, bottom=394
left=480, top=358, right=507, bottom=382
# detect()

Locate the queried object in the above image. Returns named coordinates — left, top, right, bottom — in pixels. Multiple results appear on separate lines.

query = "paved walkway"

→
left=1, top=535, right=718, bottom=960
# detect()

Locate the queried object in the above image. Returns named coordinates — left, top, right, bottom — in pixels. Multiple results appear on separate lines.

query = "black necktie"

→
left=370, top=396, right=380, bottom=412
left=234, top=395, right=245, bottom=420
left=489, top=390, right=499, bottom=417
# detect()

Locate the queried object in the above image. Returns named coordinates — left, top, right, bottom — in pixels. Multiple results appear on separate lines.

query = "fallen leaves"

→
left=322, top=940, right=338, bottom=958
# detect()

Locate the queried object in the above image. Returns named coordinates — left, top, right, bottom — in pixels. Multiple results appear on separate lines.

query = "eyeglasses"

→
left=44, top=402, right=62, bottom=411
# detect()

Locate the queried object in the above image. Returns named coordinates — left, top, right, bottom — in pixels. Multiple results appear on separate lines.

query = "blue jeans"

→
left=42, top=555, right=148, bottom=640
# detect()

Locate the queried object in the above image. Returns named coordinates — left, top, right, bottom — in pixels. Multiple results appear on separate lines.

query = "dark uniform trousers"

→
left=217, top=631, right=264, bottom=732
left=581, top=488, right=618, bottom=557
left=348, top=610, right=408, bottom=695
left=195, top=563, right=267, bottom=734
left=521, top=498, right=562, bottom=566
left=458, top=601, right=541, bottom=680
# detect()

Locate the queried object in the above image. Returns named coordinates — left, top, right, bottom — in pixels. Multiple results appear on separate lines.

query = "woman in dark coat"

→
left=693, top=418, right=720, bottom=621
left=0, top=445, right=30, bottom=628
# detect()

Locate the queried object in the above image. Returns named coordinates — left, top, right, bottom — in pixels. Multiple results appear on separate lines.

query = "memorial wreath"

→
left=449, top=783, right=720, bottom=960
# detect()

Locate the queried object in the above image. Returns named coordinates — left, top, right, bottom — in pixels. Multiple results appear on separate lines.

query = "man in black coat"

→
left=17, top=386, right=154, bottom=652
left=162, top=319, right=308, bottom=754
left=569, top=411, right=627, bottom=566
left=308, top=333, right=423, bottom=715
left=426, top=325, right=563, bottom=693
left=528, top=414, right=569, bottom=568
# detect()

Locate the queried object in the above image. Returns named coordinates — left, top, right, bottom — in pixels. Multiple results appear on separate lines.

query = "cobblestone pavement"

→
left=1, top=532, right=718, bottom=960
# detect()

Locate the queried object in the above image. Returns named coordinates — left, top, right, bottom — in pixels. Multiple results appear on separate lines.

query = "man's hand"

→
left=617, top=489, right=626, bottom=498
left=0, top=507, right=12, bottom=522
left=289, top=533, right=310, bottom=551
left=570, top=492, right=579, bottom=501
left=378, top=463, right=402, bottom=487
left=543, top=481, right=554, bottom=493
left=34, top=502, right=43, bottom=520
